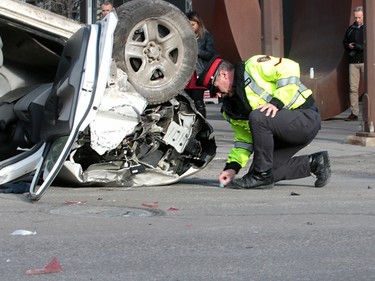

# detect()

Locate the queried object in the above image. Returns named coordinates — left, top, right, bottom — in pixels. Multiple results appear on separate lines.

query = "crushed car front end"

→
left=0, top=0, right=216, bottom=200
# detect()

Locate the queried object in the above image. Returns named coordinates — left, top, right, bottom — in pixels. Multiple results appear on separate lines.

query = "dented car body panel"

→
left=0, top=0, right=216, bottom=200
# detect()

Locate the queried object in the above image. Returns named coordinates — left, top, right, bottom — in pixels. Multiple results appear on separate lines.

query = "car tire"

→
left=113, top=0, right=197, bottom=104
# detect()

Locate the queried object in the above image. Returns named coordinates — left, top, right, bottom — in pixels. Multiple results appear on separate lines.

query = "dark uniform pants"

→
left=249, top=107, right=321, bottom=182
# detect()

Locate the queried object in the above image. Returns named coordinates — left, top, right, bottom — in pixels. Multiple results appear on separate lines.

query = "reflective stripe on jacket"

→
left=244, top=55, right=312, bottom=110
left=223, top=111, right=253, bottom=168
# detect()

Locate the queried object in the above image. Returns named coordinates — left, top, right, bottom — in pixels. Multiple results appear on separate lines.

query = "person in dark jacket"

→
left=343, top=6, right=364, bottom=121
left=185, top=11, right=215, bottom=118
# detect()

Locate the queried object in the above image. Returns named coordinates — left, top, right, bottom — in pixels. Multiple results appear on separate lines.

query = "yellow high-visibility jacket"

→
left=222, top=55, right=313, bottom=173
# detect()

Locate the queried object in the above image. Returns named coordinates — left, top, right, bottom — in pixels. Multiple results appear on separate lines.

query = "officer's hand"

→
left=219, top=169, right=236, bottom=186
left=258, top=103, right=279, bottom=117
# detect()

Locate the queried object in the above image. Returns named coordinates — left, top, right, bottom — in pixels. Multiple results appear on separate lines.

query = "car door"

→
left=28, top=12, right=118, bottom=200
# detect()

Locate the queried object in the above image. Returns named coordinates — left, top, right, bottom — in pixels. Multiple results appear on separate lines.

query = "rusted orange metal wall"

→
left=192, top=0, right=261, bottom=63
left=287, top=0, right=354, bottom=120
left=193, top=0, right=364, bottom=120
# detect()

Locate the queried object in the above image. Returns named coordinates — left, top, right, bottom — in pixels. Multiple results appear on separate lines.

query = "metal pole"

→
left=358, top=0, right=375, bottom=136
left=260, top=0, right=284, bottom=57
left=80, top=0, right=87, bottom=24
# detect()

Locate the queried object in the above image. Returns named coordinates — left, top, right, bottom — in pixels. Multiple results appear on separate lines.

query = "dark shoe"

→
left=309, top=151, right=331, bottom=187
left=229, top=170, right=274, bottom=189
left=344, top=113, right=358, bottom=121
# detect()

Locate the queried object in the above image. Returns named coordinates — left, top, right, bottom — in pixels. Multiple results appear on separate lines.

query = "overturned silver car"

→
left=0, top=0, right=216, bottom=200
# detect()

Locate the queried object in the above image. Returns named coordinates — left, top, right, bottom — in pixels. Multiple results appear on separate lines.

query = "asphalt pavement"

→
left=1, top=103, right=375, bottom=281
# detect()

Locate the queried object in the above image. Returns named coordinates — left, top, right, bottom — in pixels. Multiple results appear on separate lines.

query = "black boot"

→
left=309, top=151, right=331, bottom=187
left=194, top=100, right=206, bottom=118
left=229, top=170, right=274, bottom=189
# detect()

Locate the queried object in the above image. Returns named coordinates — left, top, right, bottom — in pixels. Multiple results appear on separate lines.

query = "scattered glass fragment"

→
left=64, top=201, right=87, bottom=205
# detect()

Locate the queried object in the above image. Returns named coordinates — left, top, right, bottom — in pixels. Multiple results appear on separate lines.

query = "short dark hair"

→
left=102, top=1, right=113, bottom=7
left=216, top=60, right=234, bottom=74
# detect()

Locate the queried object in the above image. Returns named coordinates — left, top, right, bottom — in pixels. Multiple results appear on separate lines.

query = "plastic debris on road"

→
left=64, top=200, right=87, bottom=205
left=26, top=257, right=62, bottom=275
left=11, top=229, right=37, bottom=236
left=290, top=191, right=300, bottom=196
